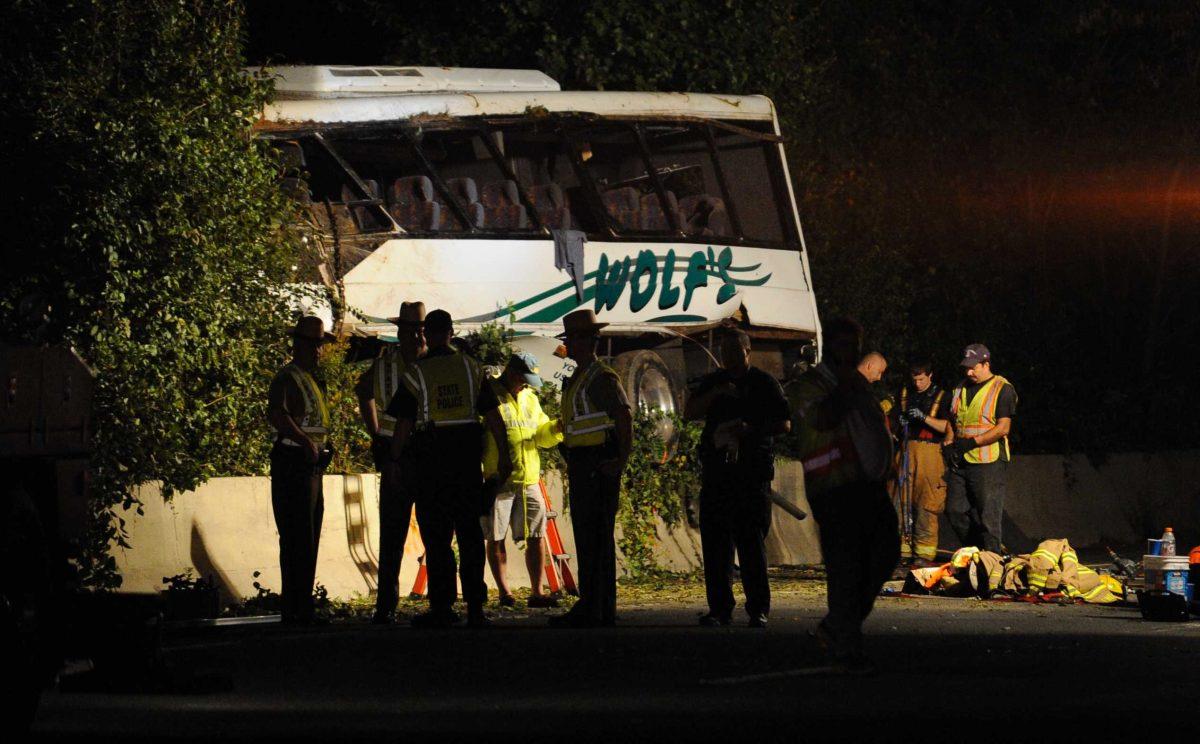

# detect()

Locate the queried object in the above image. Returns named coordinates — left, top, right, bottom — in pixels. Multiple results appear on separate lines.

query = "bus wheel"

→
left=612, top=350, right=680, bottom=446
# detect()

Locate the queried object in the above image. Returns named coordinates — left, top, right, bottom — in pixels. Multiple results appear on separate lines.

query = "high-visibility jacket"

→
left=562, top=360, right=618, bottom=448
left=787, top=364, right=860, bottom=497
left=913, top=541, right=1123, bottom=603
left=482, top=380, right=562, bottom=486
left=372, top=347, right=410, bottom=437
left=275, top=363, right=329, bottom=446
left=401, top=348, right=482, bottom=428
left=951, top=375, right=1012, bottom=464
left=899, top=386, right=945, bottom=441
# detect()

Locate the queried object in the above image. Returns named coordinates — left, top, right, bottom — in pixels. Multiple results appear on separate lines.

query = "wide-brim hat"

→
left=556, top=308, right=608, bottom=340
left=387, top=300, right=426, bottom=326
left=291, top=315, right=335, bottom=345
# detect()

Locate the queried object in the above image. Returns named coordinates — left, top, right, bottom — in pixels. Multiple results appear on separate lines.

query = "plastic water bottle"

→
left=1161, top=527, right=1176, bottom=557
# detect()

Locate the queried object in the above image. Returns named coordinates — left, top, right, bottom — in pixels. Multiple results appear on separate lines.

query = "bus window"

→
left=641, top=124, right=736, bottom=239
left=415, top=130, right=540, bottom=233
left=501, top=126, right=588, bottom=233
left=574, top=125, right=681, bottom=236
left=711, top=129, right=790, bottom=245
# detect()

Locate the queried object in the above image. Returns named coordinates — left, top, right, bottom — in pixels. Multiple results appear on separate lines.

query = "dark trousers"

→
left=270, top=443, right=325, bottom=622
left=809, top=481, right=899, bottom=659
left=945, top=461, right=1007, bottom=553
left=415, top=472, right=486, bottom=614
left=372, top=437, right=416, bottom=614
left=699, top=470, right=771, bottom=619
left=567, top=450, right=621, bottom=624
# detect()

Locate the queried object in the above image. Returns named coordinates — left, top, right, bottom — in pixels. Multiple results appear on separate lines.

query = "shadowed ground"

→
left=30, top=574, right=1200, bottom=742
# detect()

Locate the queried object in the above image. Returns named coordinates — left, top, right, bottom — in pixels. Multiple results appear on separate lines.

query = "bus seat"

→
left=480, top=180, right=529, bottom=229
left=387, top=175, right=442, bottom=231
left=602, top=186, right=641, bottom=231
left=529, top=184, right=571, bottom=230
left=639, top=191, right=679, bottom=232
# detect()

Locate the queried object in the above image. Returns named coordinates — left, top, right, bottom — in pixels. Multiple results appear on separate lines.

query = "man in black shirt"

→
left=943, top=344, right=1017, bottom=553
left=386, top=310, right=511, bottom=628
left=685, top=329, right=790, bottom=628
left=891, top=358, right=950, bottom=564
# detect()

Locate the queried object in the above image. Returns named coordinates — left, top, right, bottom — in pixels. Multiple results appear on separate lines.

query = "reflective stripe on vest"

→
left=373, top=349, right=408, bottom=437
left=790, top=364, right=861, bottom=494
left=901, top=386, right=945, bottom=441
left=801, top=438, right=856, bottom=476
left=403, top=350, right=479, bottom=428
left=952, top=375, right=1011, bottom=464
left=562, top=361, right=616, bottom=448
left=278, top=363, right=329, bottom=446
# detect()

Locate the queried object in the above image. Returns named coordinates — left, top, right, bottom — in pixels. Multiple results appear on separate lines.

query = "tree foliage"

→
left=0, top=0, right=300, bottom=587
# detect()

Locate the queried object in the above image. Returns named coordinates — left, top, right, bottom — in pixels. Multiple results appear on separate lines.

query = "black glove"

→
left=903, top=407, right=926, bottom=425
left=952, top=437, right=977, bottom=456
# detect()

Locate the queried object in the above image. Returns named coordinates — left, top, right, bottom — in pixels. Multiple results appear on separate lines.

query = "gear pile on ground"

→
left=903, top=539, right=1125, bottom=604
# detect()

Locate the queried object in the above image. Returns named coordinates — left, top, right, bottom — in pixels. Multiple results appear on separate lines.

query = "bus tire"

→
left=611, top=350, right=680, bottom=445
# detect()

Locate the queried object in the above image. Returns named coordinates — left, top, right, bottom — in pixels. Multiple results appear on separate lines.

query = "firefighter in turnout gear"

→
left=943, top=344, right=1017, bottom=554
left=891, top=358, right=950, bottom=564
left=386, top=309, right=511, bottom=628
left=549, top=309, right=633, bottom=628
left=354, top=301, right=426, bottom=624
left=481, top=352, right=563, bottom=608
left=267, top=315, right=335, bottom=625
left=788, top=317, right=899, bottom=674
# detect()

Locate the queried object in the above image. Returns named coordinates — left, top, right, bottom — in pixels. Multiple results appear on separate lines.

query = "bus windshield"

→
left=272, top=116, right=798, bottom=249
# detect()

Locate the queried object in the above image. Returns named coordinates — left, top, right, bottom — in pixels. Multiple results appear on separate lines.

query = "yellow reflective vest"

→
left=561, top=360, right=618, bottom=448
left=951, top=375, right=1012, bottom=464
left=276, top=363, right=330, bottom=446
left=401, top=348, right=482, bottom=428
left=788, top=364, right=860, bottom=496
left=482, top=380, right=563, bottom=486
left=372, top=347, right=409, bottom=437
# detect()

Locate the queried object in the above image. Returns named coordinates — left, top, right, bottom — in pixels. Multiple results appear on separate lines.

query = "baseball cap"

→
left=959, top=343, right=991, bottom=367
left=506, top=351, right=543, bottom=388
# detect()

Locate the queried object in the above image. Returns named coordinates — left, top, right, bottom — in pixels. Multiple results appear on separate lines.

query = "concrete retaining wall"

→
left=114, top=451, right=1198, bottom=601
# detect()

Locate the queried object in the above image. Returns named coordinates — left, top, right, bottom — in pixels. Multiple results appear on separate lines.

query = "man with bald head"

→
left=857, top=352, right=887, bottom=384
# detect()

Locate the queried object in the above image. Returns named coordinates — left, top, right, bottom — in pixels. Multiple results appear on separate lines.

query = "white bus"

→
left=256, top=66, right=821, bottom=418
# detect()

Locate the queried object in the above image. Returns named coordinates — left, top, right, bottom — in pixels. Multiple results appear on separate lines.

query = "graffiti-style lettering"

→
left=629, top=250, right=658, bottom=312
left=658, top=248, right=680, bottom=309
left=682, top=250, right=709, bottom=311
left=708, top=246, right=738, bottom=304
left=594, top=253, right=630, bottom=311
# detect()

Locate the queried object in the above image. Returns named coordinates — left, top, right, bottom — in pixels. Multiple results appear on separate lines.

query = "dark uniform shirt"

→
left=385, top=345, right=500, bottom=469
left=693, top=366, right=788, bottom=481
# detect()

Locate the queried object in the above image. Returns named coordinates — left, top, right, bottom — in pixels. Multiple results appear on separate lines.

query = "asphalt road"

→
left=29, top=591, right=1200, bottom=742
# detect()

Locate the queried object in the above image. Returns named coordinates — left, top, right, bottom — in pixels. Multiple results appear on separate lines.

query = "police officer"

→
left=386, top=310, right=511, bottom=628
left=892, top=358, right=949, bottom=564
left=267, top=315, right=335, bottom=625
left=943, top=344, right=1017, bottom=554
left=685, top=329, right=790, bottom=628
left=549, top=309, right=633, bottom=628
left=354, top=301, right=426, bottom=624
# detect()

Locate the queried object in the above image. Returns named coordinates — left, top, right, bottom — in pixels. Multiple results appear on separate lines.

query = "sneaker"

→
left=526, top=594, right=560, bottom=609
left=698, top=613, right=731, bottom=627
left=410, top=610, right=458, bottom=629
left=747, top=613, right=768, bottom=629
left=498, top=594, right=516, bottom=608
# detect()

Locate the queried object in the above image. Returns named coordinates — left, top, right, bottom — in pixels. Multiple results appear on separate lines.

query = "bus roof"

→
left=254, top=66, right=776, bottom=129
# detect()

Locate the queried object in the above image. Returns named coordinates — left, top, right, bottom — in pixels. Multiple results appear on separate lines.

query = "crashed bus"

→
left=255, top=66, right=821, bottom=416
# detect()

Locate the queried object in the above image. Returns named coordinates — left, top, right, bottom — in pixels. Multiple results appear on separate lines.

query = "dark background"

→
left=245, top=0, right=1200, bottom=456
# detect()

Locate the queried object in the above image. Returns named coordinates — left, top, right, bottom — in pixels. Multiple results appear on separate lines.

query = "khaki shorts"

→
left=483, top=483, right=547, bottom=542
